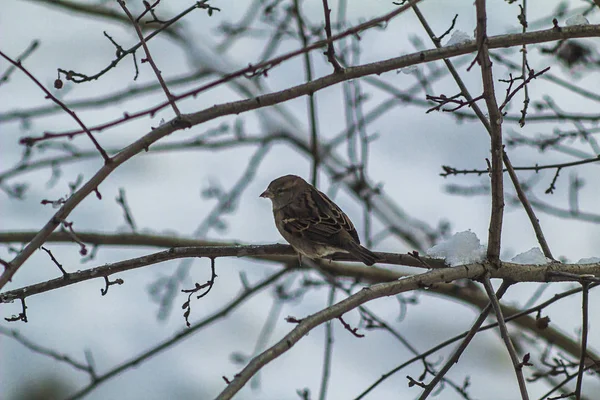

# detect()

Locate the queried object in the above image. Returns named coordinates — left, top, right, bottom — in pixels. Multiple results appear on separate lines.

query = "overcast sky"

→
left=1, top=1, right=599, bottom=399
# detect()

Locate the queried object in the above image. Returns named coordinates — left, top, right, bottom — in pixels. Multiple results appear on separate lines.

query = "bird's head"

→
left=260, top=175, right=306, bottom=208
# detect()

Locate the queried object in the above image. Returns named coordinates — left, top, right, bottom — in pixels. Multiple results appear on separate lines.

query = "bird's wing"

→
left=280, top=187, right=360, bottom=245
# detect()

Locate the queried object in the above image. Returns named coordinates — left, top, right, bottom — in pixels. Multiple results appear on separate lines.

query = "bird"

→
left=260, top=174, right=379, bottom=266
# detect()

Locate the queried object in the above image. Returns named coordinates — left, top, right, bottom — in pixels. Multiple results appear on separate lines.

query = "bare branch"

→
left=117, top=0, right=186, bottom=118
left=574, top=282, right=590, bottom=399
left=475, top=0, right=505, bottom=263
left=320, top=0, right=344, bottom=73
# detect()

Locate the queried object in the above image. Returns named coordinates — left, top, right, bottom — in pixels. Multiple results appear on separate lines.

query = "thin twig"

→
left=319, top=285, right=336, bottom=400
left=41, top=246, right=68, bottom=276
left=504, top=155, right=555, bottom=259
left=54, top=1, right=215, bottom=84
left=498, top=67, right=550, bottom=112
left=441, top=155, right=600, bottom=176
left=117, top=0, right=182, bottom=118
left=321, top=0, right=344, bottom=72
left=518, top=0, right=530, bottom=127
left=181, top=257, right=218, bottom=326
left=115, top=188, right=137, bottom=232
left=490, top=52, right=600, bottom=103
left=0, top=325, right=95, bottom=376
left=483, top=277, right=529, bottom=399
left=293, top=0, right=320, bottom=186
left=61, top=221, right=88, bottom=256
left=0, top=40, right=39, bottom=85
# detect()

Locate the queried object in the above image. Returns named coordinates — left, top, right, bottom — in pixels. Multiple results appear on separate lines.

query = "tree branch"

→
left=475, top=0, right=505, bottom=263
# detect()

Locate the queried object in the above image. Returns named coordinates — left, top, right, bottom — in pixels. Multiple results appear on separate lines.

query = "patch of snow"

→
left=577, top=257, right=600, bottom=264
left=426, top=230, right=485, bottom=267
left=51, top=198, right=65, bottom=209
left=400, top=65, right=419, bottom=74
left=511, top=248, right=550, bottom=265
left=161, top=229, right=180, bottom=238
left=566, top=15, right=589, bottom=26
left=445, top=30, right=471, bottom=46
left=116, top=225, right=132, bottom=234
left=141, top=228, right=157, bottom=236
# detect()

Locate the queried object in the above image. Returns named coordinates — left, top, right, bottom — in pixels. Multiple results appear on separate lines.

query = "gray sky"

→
left=1, top=1, right=599, bottom=399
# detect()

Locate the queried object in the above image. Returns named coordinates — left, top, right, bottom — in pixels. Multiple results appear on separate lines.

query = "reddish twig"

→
left=56, top=1, right=218, bottom=84
left=426, top=93, right=485, bottom=113
left=498, top=67, right=550, bottom=112
left=337, top=315, right=364, bottom=338
left=0, top=50, right=110, bottom=162
left=41, top=246, right=68, bottom=276
left=61, top=221, right=88, bottom=256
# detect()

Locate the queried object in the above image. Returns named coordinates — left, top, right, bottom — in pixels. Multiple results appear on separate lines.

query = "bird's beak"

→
left=260, top=189, right=273, bottom=199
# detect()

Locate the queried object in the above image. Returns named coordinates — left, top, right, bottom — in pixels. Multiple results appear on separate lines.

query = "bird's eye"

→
left=276, top=188, right=285, bottom=194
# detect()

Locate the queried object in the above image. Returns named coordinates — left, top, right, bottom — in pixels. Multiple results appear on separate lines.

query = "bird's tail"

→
left=347, top=241, right=379, bottom=266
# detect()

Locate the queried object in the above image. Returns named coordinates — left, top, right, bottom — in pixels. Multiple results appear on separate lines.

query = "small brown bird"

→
left=260, top=175, right=379, bottom=266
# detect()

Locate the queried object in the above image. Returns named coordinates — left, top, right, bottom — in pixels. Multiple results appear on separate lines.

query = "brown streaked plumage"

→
left=260, top=175, right=379, bottom=266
